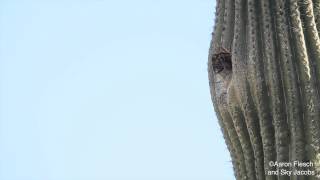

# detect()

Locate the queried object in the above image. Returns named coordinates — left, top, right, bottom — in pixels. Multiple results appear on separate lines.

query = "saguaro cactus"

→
left=208, top=0, right=320, bottom=179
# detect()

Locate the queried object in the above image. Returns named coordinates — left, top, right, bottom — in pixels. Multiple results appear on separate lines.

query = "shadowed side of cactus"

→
left=208, top=0, right=320, bottom=179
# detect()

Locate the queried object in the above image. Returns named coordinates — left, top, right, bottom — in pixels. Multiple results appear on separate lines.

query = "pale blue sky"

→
left=0, top=1, right=234, bottom=180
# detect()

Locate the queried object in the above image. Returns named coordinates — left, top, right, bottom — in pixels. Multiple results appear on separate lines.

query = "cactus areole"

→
left=208, top=0, right=320, bottom=179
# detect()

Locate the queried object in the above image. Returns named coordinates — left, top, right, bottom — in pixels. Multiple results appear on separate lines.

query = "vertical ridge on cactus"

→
left=208, top=0, right=320, bottom=179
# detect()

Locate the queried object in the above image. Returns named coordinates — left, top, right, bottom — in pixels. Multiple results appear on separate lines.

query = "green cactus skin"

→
left=208, top=0, right=320, bottom=179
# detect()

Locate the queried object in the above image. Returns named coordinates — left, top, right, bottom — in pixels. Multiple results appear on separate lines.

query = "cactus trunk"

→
left=208, top=0, right=320, bottom=179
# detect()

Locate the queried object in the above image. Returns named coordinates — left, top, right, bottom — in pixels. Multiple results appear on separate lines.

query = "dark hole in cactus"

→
left=212, top=48, right=232, bottom=73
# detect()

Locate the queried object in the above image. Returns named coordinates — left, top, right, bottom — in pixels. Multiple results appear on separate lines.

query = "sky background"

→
left=0, top=0, right=234, bottom=179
